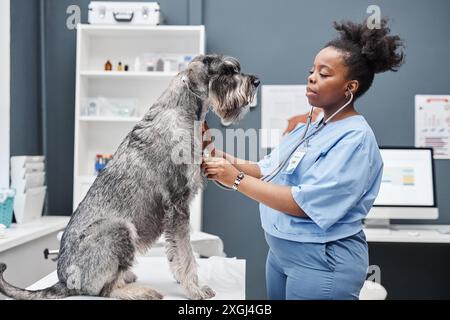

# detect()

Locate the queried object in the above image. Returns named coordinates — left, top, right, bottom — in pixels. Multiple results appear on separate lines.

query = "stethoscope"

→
left=205, top=89, right=354, bottom=190
left=261, top=90, right=354, bottom=182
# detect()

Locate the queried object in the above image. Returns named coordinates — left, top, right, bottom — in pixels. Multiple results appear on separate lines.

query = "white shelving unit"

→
left=73, top=24, right=205, bottom=231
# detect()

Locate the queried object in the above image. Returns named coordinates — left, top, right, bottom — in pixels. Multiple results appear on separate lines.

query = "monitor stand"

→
left=363, top=219, right=392, bottom=234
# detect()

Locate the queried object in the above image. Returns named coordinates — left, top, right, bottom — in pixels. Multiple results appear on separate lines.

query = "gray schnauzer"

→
left=0, top=54, right=259, bottom=300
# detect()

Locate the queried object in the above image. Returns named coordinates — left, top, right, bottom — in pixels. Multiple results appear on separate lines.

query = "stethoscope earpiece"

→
left=346, top=88, right=352, bottom=98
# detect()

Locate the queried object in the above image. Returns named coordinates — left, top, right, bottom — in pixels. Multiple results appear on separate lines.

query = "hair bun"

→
left=333, top=18, right=405, bottom=73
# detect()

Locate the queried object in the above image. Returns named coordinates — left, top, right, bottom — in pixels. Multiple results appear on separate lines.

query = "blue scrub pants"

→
left=265, top=230, right=368, bottom=300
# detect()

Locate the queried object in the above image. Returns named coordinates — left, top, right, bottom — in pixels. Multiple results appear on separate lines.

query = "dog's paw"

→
left=187, top=285, right=216, bottom=300
left=200, top=285, right=216, bottom=299
left=142, top=288, right=164, bottom=300
left=110, top=285, right=163, bottom=300
left=123, top=270, right=138, bottom=284
left=129, top=287, right=164, bottom=300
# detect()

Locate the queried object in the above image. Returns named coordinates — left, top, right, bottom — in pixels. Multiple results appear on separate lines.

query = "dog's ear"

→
left=191, top=54, right=220, bottom=66
left=222, top=56, right=240, bottom=71
left=184, top=62, right=209, bottom=96
left=190, top=54, right=225, bottom=75
left=213, top=56, right=241, bottom=76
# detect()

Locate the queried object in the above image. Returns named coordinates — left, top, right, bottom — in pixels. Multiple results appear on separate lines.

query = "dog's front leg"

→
left=164, top=210, right=215, bottom=300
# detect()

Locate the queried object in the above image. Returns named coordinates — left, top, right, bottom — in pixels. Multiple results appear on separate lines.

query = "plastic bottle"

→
left=134, top=56, right=141, bottom=72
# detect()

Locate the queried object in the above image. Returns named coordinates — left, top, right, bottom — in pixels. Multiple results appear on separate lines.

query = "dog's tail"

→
left=0, top=263, right=73, bottom=300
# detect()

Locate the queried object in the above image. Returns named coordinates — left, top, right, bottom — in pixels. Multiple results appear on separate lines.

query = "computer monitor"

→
left=365, top=147, right=438, bottom=226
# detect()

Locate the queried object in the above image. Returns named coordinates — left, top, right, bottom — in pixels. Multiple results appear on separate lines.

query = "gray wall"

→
left=202, top=0, right=450, bottom=299
left=11, top=0, right=450, bottom=299
left=10, top=0, right=42, bottom=156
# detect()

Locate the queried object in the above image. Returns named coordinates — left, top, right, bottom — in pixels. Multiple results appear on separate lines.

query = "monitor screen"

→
left=374, top=148, right=436, bottom=207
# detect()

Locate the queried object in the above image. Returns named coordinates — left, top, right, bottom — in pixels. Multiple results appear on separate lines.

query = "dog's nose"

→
left=253, top=78, right=260, bottom=87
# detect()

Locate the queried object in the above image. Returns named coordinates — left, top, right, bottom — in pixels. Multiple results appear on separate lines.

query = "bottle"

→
left=104, top=60, right=112, bottom=71
left=134, top=56, right=141, bottom=72
left=95, top=154, right=103, bottom=173
left=117, top=62, right=123, bottom=71
left=156, top=58, right=164, bottom=72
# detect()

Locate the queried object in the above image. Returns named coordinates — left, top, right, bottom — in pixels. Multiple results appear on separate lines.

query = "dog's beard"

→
left=209, top=81, right=255, bottom=123
left=210, top=94, right=251, bottom=123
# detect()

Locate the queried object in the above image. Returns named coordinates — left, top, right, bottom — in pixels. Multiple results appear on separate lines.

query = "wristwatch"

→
left=232, top=172, right=245, bottom=191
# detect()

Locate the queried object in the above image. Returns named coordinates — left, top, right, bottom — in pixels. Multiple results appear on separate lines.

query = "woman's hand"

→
left=202, top=156, right=240, bottom=187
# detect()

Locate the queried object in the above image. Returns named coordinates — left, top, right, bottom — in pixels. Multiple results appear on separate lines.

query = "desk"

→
left=0, top=216, right=224, bottom=295
left=27, top=256, right=246, bottom=300
left=364, top=224, right=450, bottom=243
left=365, top=224, right=450, bottom=298
left=0, top=217, right=70, bottom=290
left=0, top=216, right=69, bottom=252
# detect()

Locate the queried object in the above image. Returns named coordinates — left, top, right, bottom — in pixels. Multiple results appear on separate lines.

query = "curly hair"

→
left=326, top=18, right=405, bottom=99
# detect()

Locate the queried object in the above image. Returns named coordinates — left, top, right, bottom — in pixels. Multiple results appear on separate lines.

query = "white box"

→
left=10, top=156, right=45, bottom=179
left=10, top=156, right=46, bottom=224
left=10, top=172, right=45, bottom=193
left=81, top=97, right=140, bottom=117
left=13, top=186, right=47, bottom=224
left=10, top=156, right=45, bottom=169
left=11, top=162, right=45, bottom=177
left=88, top=2, right=161, bottom=25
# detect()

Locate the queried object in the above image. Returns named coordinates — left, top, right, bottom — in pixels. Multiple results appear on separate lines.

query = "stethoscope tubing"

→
left=208, top=90, right=354, bottom=190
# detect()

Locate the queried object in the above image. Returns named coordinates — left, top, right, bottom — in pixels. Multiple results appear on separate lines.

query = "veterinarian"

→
left=202, top=19, right=404, bottom=300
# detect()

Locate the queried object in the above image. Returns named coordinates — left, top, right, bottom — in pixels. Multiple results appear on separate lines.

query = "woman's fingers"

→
left=203, top=157, right=229, bottom=177
left=204, top=163, right=220, bottom=170
left=203, top=156, right=219, bottom=163
left=206, top=173, right=217, bottom=180
left=202, top=162, right=220, bottom=175
left=203, top=159, right=221, bottom=168
left=202, top=121, right=209, bottom=132
left=206, top=168, right=220, bottom=175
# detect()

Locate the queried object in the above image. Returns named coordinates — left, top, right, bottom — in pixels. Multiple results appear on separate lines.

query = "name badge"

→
left=283, top=147, right=307, bottom=174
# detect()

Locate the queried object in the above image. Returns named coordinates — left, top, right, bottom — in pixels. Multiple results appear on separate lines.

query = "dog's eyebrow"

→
left=224, top=58, right=240, bottom=71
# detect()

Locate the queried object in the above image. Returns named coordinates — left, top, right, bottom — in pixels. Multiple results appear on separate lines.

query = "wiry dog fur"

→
left=0, top=55, right=259, bottom=300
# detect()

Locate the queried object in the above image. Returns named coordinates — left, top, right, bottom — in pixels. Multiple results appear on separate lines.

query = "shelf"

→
left=73, top=24, right=205, bottom=231
left=76, top=175, right=96, bottom=187
left=78, top=24, right=205, bottom=37
left=0, top=216, right=70, bottom=253
left=79, top=116, right=141, bottom=123
left=80, top=71, right=178, bottom=80
left=77, top=175, right=96, bottom=182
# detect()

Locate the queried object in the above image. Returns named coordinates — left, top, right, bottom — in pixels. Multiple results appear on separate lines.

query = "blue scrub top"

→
left=257, top=115, right=383, bottom=243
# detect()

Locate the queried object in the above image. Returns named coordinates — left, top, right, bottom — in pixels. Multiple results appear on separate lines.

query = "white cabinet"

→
left=73, top=25, right=205, bottom=231
left=0, top=217, right=70, bottom=299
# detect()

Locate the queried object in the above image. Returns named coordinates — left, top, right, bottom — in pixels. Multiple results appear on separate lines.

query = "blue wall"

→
left=11, top=0, right=450, bottom=299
